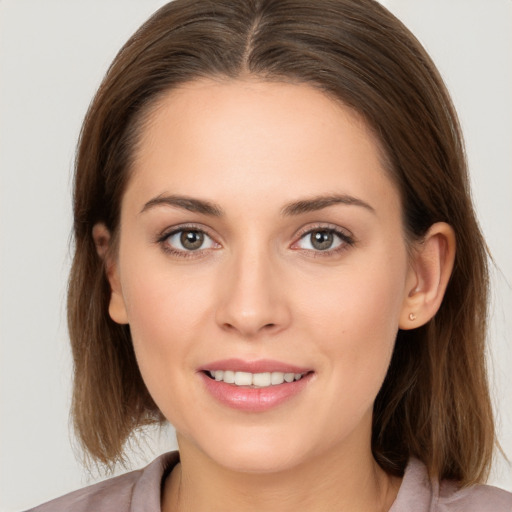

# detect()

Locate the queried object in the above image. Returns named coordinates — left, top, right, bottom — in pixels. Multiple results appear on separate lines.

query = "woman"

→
left=27, top=0, right=512, bottom=510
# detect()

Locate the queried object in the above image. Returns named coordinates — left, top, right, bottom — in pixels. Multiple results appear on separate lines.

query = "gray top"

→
left=26, top=452, right=512, bottom=511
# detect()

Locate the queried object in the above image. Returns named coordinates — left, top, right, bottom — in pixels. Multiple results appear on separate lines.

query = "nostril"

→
left=221, top=321, right=277, bottom=335
left=216, top=300, right=291, bottom=336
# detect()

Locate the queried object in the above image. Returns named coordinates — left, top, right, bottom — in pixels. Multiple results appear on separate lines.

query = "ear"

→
left=399, top=222, right=456, bottom=329
left=92, top=223, right=129, bottom=325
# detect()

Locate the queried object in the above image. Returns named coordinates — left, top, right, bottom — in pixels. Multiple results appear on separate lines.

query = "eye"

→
left=163, top=228, right=217, bottom=252
left=295, top=228, right=352, bottom=252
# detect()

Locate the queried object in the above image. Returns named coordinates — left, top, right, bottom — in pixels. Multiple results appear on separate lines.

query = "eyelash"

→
left=292, top=225, right=355, bottom=257
left=156, top=224, right=219, bottom=259
left=156, top=224, right=355, bottom=259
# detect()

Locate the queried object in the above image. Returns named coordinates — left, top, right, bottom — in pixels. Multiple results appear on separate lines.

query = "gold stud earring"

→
left=408, top=313, right=416, bottom=321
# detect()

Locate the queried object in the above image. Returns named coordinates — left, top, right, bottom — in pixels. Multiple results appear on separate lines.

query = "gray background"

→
left=1, top=1, right=511, bottom=510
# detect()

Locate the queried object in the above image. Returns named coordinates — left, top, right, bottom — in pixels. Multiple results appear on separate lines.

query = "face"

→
left=107, top=79, right=417, bottom=473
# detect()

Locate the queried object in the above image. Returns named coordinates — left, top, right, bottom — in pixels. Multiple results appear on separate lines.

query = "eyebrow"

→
left=140, top=194, right=223, bottom=216
left=281, top=194, right=375, bottom=216
left=140, top=193, right=375, bottom=217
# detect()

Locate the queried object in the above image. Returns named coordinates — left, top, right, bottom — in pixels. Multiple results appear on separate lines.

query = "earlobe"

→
left=92, top=223, right=129, bottom=325
left=399, top=222, right=456, bottom=330
left=108, top=291, right=129, bottom=325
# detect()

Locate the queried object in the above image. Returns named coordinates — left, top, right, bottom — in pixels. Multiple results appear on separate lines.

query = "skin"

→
left=94, top=79, right=455, bottom=512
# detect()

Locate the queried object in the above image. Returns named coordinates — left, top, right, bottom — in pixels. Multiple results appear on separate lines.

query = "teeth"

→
left=271, top=372, right=284, bottom=385
left=208, top=370, right=307, bottom=388
left=234, top=371, right=253, bottom=386
left=253, top=372, right=271, bottom=387
left=223, top=370, right=235, bottom=384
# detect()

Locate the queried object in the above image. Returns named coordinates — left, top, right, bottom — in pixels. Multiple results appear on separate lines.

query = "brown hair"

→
left=68, top=0, right=494, bottom=484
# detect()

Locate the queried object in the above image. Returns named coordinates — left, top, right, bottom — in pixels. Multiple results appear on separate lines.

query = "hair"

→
left=68, top=0, right=494, bottom=485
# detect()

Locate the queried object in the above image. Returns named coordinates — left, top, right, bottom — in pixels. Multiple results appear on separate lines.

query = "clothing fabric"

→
left=26, top=451, right=512, bottom=511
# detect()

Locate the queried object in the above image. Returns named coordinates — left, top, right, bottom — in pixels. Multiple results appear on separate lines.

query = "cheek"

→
left=302, top=247, right=407, bottom=335
left=117, top=245, right=212, bottom=383
left=123, top=269, right=209, bottom=354
left=303, top=249, right=408, bottom=392
left=121, top=271, right=208, bottom=428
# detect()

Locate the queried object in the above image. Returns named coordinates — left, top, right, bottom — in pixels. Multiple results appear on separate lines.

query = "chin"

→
left=181, top=426, right=312, bottom=475
left=212, top=445, right=305, bottom=475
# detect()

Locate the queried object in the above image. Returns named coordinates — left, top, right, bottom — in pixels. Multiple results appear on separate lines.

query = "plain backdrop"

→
left=1, top=1, right=511, bottom=510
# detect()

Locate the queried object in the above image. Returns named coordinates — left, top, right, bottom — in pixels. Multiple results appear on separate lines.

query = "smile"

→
left=206, top=370, right=306, bottom=388
left=200, top=360, right=314, bottom=411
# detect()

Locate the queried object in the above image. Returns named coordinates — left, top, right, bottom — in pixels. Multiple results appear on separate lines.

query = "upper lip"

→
left=199, top=358, right=311, bottom=374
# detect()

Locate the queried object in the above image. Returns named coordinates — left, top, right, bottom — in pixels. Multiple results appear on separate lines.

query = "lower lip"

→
left=200, top=372, right=313, bottom=412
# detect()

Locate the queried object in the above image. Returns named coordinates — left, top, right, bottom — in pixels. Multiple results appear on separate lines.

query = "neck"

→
left=162, top=436, right=400, bottom=512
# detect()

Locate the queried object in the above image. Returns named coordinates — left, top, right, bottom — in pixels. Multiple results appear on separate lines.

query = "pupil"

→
left=181, top=231, right=204, bottom=250
left=311, top=230, right=333, bottom=250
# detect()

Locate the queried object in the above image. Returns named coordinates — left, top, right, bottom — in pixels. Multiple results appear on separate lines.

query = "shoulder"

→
left=437, top=479, right=512, bottom=512
left=391, top=458, right=512, bottom=512
left=25, top=452, right=179, bottom=512
left=25, top=469, right=141, bottom=512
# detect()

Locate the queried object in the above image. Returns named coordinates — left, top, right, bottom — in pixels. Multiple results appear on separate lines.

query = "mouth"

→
left=203, top=370, right=310, bottom=388
left=199, top=359, right=314, bottom=411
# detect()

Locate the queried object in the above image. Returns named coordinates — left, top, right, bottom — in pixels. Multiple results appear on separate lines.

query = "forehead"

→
left=126, top=78, right=399, bottom=216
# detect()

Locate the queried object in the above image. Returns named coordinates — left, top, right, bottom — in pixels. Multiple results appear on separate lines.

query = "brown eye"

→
left=310, top=230, right=334, bottom=250
left=180, top=230, right=204, bottom=250
left=163, top=229, right=216, bottom=253
left=294, top=227, right=352, bottom=254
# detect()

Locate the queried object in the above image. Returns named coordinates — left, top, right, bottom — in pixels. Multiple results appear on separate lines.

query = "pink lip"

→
left=198, top=359, right=314, bottom=412
left=199, top=358, right=310, bottom=374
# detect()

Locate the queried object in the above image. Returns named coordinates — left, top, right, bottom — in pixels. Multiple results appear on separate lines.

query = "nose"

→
left=215, top=247, right=292, bottom=338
